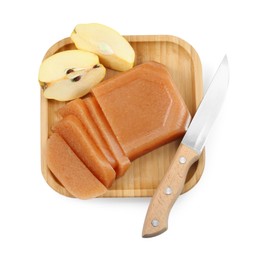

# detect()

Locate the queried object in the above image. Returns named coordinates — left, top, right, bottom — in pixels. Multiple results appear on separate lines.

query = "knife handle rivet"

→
left=164, top=186, right=173, bottom=195
left=151, top=219, right=159, bottom=227
left=179, top=156, right=186, bottom=164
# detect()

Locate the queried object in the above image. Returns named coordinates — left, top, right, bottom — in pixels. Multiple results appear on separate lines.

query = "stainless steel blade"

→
left=182, top=55, right=229, bottom=154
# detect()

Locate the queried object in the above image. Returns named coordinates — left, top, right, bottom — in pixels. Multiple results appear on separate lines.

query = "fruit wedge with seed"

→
left=39, top=50, right=106, bottom=101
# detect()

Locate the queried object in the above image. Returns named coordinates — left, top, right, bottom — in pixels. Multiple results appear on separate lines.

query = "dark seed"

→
left=93, top=64, right=100, bottom=69
left=72, top=75, right=81, bottom=82
left=66, top=69, right=74, bottom=74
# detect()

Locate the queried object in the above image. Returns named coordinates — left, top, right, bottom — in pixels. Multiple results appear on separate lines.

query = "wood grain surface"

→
left=40, top=35, right=205, bottom=198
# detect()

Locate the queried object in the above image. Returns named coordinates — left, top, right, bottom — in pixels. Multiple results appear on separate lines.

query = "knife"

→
left=142, top=55, right=229, bottom=238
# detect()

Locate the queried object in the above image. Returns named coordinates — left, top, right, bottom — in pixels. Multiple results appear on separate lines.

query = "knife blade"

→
left=142, top=55, right=229, bottom=238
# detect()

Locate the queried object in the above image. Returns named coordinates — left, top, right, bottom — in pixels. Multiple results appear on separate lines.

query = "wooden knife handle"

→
left=142, top=143, right=200, bottom=238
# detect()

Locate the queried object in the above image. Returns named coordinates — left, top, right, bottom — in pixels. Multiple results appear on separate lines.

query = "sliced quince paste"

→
left=52, top=115, right=116, bottom=188
left=47, top=61, right=191, bottom=198
left=92, top=61, right=191, bottom=160
left=58, top=98, right=116, bottom=168
left=83, top=95, right=130, bottom=177
left=47, top=133, right=107, bottom=199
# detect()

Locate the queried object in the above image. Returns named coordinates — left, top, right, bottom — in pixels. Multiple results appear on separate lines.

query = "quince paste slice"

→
left=58, top=98, right=116, bottom=168
left=47, top=133, right=107, bottom=199
left=84, top=95, right=130, bottom=177
left=52, top=115, right=116, bottom=188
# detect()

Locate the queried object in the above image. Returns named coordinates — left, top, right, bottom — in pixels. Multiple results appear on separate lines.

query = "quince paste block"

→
left=92, top=61, right=191, bottom=160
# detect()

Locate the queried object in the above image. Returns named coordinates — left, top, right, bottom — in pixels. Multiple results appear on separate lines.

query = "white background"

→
left=1, top=0, right=270, bottom=259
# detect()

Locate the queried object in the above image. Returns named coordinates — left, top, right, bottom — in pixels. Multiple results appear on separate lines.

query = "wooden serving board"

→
left=40, top=35, right=205, bottom=198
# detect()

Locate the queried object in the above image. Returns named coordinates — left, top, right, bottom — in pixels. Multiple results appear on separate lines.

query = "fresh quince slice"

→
left=71, top=23, right=135, bottom=72
left=38, top=50, right=105, bottom=101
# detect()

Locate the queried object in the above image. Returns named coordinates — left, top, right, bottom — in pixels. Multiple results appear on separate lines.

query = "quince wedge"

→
left=71, top=23, right=135, bottom=72
left=39, top=50, right=106, bottom=101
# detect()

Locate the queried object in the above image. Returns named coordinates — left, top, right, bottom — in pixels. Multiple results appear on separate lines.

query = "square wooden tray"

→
left=40, top=35, right=205, bottom=198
